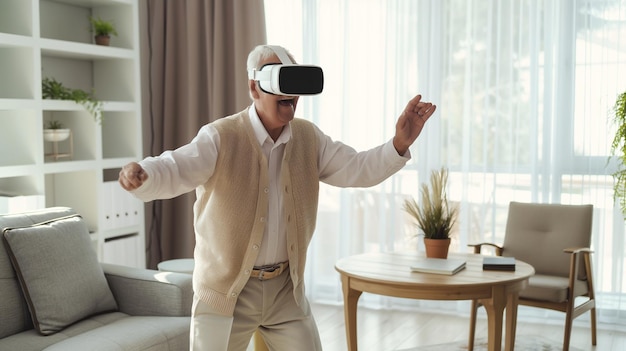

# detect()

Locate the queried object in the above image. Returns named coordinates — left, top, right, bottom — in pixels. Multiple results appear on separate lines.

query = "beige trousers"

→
left=190, top=270, right=322, bottom=351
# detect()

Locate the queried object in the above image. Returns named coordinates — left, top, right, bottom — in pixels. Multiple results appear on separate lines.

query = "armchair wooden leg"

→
left=468, top=299, right=479, bottom=351
left=591, top=307, right=597, bottom=345
left=563, top=309, right=574, bottom=351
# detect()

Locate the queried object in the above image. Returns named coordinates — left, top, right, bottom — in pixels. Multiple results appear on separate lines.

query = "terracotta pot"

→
left=424, top=238, right=451, bottom=259
left=95, top=35, right=110, bottom=46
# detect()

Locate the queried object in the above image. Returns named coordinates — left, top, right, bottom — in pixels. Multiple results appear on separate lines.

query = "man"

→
left=119, top=44, right=436, bottom=350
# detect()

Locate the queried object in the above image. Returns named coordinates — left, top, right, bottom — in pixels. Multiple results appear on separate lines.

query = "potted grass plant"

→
left=403, top=167, right=457, bottom=258
left=89, top=16, right=118, bottom=46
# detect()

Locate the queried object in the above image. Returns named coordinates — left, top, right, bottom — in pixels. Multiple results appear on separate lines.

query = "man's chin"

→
left=278, top=103, right=296, bottom=117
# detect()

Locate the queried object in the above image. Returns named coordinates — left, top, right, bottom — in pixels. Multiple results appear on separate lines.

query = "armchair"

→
left=468, top=201, right=596, bottom=351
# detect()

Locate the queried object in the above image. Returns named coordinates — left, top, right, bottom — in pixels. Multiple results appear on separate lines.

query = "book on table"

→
left=410, top=258, right=467, bottom=275
left=482, top=256, right=516, bottom=271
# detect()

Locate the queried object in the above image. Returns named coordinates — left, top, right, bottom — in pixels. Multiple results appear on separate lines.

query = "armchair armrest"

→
left=563, top=247, right=593, bottom=254
left=562, top=247, right=594, bottom=285
left=468, top=242, right=504, bottom=256
left=102, top=263, right=193, bottom=317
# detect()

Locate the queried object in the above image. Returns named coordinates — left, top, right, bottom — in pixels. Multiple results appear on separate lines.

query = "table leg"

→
left=504, top=292, right=519, bottom=351
left=480, top=286, right=506, bottom=351
left=341, top=275, right=363, bottom=351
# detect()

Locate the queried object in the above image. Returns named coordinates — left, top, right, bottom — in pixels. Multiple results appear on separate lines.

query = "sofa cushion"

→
left=2, top=214, right=117, bottom=335
left=0, top=312, right=190, bottom=351
left=0, top=208, right=79, bottom=339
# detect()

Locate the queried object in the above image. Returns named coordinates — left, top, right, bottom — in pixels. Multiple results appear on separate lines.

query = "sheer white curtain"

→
left=265, top=0, right=626, bottom=325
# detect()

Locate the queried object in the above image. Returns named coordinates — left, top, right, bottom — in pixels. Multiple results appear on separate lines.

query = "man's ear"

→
left=249, top=80, right=260, bottom=99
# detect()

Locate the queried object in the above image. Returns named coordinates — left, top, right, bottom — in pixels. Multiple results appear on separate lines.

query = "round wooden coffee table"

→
left=335, top=251, right=534, bottom=351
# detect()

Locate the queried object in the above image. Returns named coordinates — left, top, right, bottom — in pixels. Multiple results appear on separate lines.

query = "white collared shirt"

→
left=248, top=106, right=291, bottom=265
left=134, top=104, right=411, bottom=266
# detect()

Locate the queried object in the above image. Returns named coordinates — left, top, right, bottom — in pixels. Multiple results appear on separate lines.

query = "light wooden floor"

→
left=309, top=302, right=626, bottom=351
left=249, top=302, right=626, bottom=350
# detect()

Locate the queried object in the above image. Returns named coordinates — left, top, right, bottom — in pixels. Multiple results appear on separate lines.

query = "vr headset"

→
left=247, top=45, right=324, bottom=96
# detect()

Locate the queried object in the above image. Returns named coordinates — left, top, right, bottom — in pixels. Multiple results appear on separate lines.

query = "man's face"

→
left=249, top=55, right=300, bottom=133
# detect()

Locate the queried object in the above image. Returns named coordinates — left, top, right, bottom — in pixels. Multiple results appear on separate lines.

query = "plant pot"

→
left=424, top=238, right=451, bottom=259
left=95, top=35, right=110, bottom=46
left=43, top=129, right=71, bottom=142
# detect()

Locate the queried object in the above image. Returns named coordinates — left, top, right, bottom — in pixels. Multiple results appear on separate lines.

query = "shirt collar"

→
left=248, top=104, right=292, bottom=147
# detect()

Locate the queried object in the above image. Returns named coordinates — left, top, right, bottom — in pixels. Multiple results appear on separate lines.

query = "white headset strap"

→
left=247, top=45, right=293, bottom=80
left=267, top=45, right=294, bottom=64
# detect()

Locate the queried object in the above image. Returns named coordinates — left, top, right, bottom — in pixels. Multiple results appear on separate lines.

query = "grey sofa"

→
left=0, top=207, right=192, bottom=351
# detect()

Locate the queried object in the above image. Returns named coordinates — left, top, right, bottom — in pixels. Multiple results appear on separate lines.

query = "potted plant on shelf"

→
left=43, top=120, right=70, bottom=142
left=42, top=77, right=103, bottom=125
left=610, top=89, right=626, bottom=217
left=403, top=167, right=457, bottom=258
left=89, top=16, right=118, bottom=46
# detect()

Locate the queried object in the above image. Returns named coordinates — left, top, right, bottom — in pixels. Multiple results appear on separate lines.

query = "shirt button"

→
left=260, top=217, right=266, bottom=222
left=253, top=244, right=259, bottom=250
left=264, top=188, right=269, bottom=193
left=231, top=292, right=237, bottom=297
left=244, top=269, right=251, bottom=275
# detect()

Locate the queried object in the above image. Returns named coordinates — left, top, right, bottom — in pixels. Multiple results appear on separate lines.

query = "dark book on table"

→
left=483, top=256, right=516, bottom=271
left=410, top=258, right=467, bottom=275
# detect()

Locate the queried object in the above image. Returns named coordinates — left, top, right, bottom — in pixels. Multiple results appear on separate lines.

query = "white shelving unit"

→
left=0, top=0, right=145, bottom=268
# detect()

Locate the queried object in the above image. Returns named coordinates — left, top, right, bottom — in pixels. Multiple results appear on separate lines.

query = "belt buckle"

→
left=256, top=264, right=279, bottom=281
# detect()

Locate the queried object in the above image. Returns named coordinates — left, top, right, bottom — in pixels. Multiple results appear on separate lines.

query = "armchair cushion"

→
left=520, top=274, right=589, bottom=303
left=2, top=214, right=117, bottom=335
left=503, top=202, right=593, bottom=278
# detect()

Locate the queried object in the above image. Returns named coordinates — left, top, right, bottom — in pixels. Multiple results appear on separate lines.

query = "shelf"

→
left=42, top=160, right=98, bottom=174
left=0, top=33, right=35, bottom=48
left=40, top=0, right=135, bottom=50
left=0, top=110, right=40, bottom=167
left=0, top=165, right=40, bottom=179
left=0, top=98, right=40, bottom=110
left=102, top=101, right=136, bottom=112
left=0, top=46, right=35, bottom=99
left=42, top=100, right=136, bottom=112
left=0, top=175, right=43, bottom=197
left=102, top=111, right=139, bottom=159
left=41, top=39, right=134, bottom=60
left=47, top=0, right=134, bottom=6
left=42, top=100, right=88, bottom=111
left=0, top=0, right=143, bottom=267
left=41, top=55, right=136, bottom=102
left=45, top=170, right=99, bottom=230
left=43, top=110, right=97, bottom=163
left=0, top=0, right=33, bottom=37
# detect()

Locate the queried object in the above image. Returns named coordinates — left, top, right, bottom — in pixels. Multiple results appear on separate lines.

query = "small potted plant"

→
left=403, top=167, right=457, bottom=258
left=43, top=120, right=71, bottom=142
left=89, top=16, right=118, bottom=46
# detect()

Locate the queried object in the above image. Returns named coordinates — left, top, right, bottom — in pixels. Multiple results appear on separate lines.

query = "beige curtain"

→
left=139, top=0, right=266, bottom=268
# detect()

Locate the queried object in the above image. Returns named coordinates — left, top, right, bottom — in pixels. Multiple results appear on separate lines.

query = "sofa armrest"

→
left=102, top=263, right=193, bottom=317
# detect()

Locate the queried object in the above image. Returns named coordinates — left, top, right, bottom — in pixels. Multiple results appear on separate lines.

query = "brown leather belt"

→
left=251, top=261, right=289, bottom=281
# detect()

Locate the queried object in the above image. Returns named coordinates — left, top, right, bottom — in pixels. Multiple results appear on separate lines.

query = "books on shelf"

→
left=482, top=256, right=516, bottom=271
left=410, top=258, right=467, bottom=275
